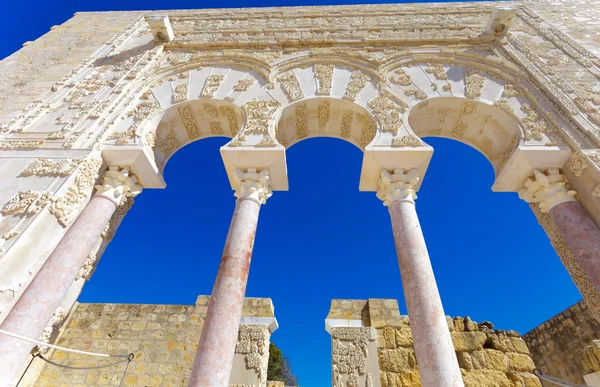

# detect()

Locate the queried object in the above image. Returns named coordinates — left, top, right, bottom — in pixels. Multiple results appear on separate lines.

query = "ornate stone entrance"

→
left=2, top=1, right=600, bottom=386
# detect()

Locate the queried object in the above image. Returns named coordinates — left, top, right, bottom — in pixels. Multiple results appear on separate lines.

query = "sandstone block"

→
left=454, top=317, right=465, bottom=332
left=266, top=382, right=285, bottom=387
left=446, top=316, right=455, bottom=332
left=451, top=332, right=487, bottom=352
left=383, top=326, right=397, bottom=349
left=395, top=327, right=414, bottom=347
left=484, top=349, right=508, bottom=372
left=400, top=369, right=421, bottom=386
left=462, top=370, right=512, bottom=387
left=510, top=337, right=530, bottom=355
left=457, top=351, right=473, bottom=370
left=522, top=373, right=543, bottom=387
left=471, top=350, right=487, bottom=369
left=464, top=316, right=479, bottom=332
left=379, top=347, right=416, bottom=373
left=507, top=353, right=536, bottom=372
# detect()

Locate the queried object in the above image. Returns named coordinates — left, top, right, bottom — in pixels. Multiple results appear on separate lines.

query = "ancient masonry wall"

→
left=0, top=12, right=141, bottom=122
left=524, top=300, right=600, bottom=386
left=327, top=299, right=541, bottom=387
left=24, top=296, right=276, bottom=387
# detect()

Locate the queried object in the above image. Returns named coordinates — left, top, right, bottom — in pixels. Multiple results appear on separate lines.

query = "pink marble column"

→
left=379, top=169, right=463, bottom=387
left=549, top=201, right=600, bottom=294
left=0, top=166, right=140, bottom=386
left=188, top=168, right=271, bottom=387
left=519, top=168, right=600, bottom=294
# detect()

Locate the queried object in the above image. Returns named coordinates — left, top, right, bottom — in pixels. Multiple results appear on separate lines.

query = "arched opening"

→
left=408, top=97, right=523, bottom=175
left=150, top=99, right=245, bottom=172
left=275, top=98, right=377, bottom=151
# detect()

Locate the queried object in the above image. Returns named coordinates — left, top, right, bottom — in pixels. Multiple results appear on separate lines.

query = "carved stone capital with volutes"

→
left=94, top=166, right=142, bottom=206
left=234, top=168, right=272, bottom=205
left=376, top=168, right=420, bottom=206
left=518, top=168, right=577, bottom=213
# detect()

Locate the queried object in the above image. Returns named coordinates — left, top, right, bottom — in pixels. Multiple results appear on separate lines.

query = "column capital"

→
left=376, top=168, right=419, bottom=206
left=234, top=168, right=272, bottom=205
left=518, top=168, right=577, bottom=213
left=94, top=166, right=142, bottom=206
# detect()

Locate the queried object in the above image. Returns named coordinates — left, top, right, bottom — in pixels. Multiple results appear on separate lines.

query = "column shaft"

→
left=389, top=200, right=463, bottom=387
left=549, top=201, right=600, bottom=294
left=0, top=196, right=117, bottom=386
left=188, top=198, right=261, bottom=387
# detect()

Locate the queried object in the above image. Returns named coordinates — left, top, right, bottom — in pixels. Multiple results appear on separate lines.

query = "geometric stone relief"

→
left=235, top=324, right=269, bottom=386
left=530, top=203, right=600, bottom=322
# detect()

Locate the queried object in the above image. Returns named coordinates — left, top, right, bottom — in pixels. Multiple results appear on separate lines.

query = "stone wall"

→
left=327, top=299, right=541, bottom=387
left=524, top=300, right=600, bottom=386
left=22, top=296, right=277, bottom=387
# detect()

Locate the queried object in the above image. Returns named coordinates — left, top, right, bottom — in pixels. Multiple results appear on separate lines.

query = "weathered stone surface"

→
left=379, top=347, right=416, bottom=373
left=457, top=351, right=474, bottom=371
left=484, top=349, right=508, bottom=372
left=452, top=332, right=487, bottom=352
left=525, top=300, right=600, bottom=385
left=507, top=353, right=536, bottom=372
left=395, top=327, right=414, bottom=347
left=461, top=369, right=513, bottom=387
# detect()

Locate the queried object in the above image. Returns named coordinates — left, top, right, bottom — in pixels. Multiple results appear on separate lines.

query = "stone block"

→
left=484, top=349, right=508, bottom=372
left=471, top=350, right=487, bottom=369
left=451, top=332, right=487, bottom=352
left=507, top=353, right=536, bottom=372
left=522, top=373, right=543, bottom=387
left=464, top=316, right=479, bottom=332
left=395, top=327, right=414, bottom=347
left=457, top=351, right=473, bottom=370
left=510, top=337, right=531, bottom=355
left=383, top=326, right=397, bottom=349
left=379, top=347, right=416, bottom=373
left=400, top=369, right=421, bottom=386
left=461, top=370, right=513, bottom=387
left=454, top=317, right=466, bottom=332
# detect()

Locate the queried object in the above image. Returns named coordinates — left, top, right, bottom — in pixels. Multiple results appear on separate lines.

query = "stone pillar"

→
left=377, top=169, right=464, bottom=387
left=188, top=168, right=272, bottom=387
left=0, top=166, right=141, bottom=387
left=520, top=168, right=600, bottom=294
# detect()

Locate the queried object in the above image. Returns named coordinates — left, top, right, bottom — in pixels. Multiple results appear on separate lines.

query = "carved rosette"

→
left=234, top=168, right=272, bottom=205
left=376, top=168, right=420, bottom=206
left=518, top=168, right=577, bottom=213
left=94, top=166, right=143, bottom=206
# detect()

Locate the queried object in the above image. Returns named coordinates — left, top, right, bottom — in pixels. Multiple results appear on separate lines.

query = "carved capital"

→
left=376, top=168, right=419, bottom=206
left=519, top=168, right=577, bottom=213
left=94, top=166, right=142, bottom=206
left=234, top=168, right=272, bottom=205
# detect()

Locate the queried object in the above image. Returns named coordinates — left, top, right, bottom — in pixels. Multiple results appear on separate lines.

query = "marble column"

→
left=0, top=166, right=141, bottom=387
left=188, top=168, right=272, bottom=387
left=377, top=168, right=464, bottom=387
left=520, top=168, right=600, bottom=293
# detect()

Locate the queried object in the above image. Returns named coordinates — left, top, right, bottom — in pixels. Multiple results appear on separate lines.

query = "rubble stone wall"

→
left=524, top=300, right=600, bottom=386
left=27, top=296, right=275, bottom=387
left=328, top=299, right=542, bottom=387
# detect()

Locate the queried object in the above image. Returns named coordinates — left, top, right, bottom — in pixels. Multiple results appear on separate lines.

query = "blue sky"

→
left=3, top=1, right=582, bottom=386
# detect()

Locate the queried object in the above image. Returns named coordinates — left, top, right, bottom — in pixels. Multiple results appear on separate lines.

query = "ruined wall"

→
left=524, top=300, right=600, bottom=386
left=327, top=299, right=541, bottom=387
left=23, top=296, right=277, bottom=387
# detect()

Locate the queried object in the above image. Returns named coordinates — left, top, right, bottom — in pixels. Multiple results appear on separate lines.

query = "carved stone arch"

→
left=382, top=52, right=590, bottom=151
left=275, top=97, right=378, bottom=151
left=268, top=56, right=383, bottom=112
left=149, top=99, right=245, bottom=172
left=407, top=97, right=523, bottom=175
